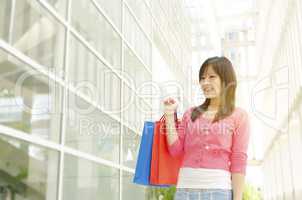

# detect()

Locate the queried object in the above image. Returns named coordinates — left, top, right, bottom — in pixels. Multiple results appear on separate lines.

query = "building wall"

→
left=0, top=0, right=191, bottom=199
left=255, top=0, right=302, bottom=199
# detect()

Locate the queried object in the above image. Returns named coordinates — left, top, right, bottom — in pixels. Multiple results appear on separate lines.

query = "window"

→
left=124, top=44, right=151, bottom=89
left=71, top=0, right=121, bottom=68
left=0, top=49, right=63, bottom=142
left=124, top=6, right=151, bottom=69
left=64, top=93, right=120, bottom=163
left=63, top=154, right=119, bottom=200
left=123, top=127, right=140, bottom=168
left=122, top=171, right=146, bottom=200
left=0, top=134, right=59, bottom=199
left=68, top=35, right=122, bottom=116
left=0, top=0, right=66, bottom=71
left=45, top=0, right=68, bottom=18
left=95, top=0, right=122, bottom=30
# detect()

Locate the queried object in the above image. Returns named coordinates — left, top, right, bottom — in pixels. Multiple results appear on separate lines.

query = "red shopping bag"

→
left=150, top=113, right=184, bottom=185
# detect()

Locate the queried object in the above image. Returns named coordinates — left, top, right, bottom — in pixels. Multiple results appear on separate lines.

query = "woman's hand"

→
left=163, top=97, right=178, bottom=115
left=163, top=97, right=179, bottom=147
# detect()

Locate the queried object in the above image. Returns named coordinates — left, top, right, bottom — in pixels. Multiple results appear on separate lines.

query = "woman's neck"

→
left=208, top=97, right=220, bottom=111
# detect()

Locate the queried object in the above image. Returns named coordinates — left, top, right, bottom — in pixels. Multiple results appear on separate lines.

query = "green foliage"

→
left=146, top=186, right=176, bottom=200
left=243, top=183, right=262, bottom=200
left=15, top=167, right=28, bottom=181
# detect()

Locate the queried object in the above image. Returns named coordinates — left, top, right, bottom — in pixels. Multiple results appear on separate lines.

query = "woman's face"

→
left=199, top=65, right=222, bottom=99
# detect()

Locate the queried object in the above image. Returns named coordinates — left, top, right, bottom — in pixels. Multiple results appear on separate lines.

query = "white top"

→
left=176, top=167, right=232, bottom=189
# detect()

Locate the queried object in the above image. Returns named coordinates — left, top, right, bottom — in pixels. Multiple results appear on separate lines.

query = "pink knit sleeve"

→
left=230, top=108, right=251, bottom=175
left=167, top=108, right=191, bottom=157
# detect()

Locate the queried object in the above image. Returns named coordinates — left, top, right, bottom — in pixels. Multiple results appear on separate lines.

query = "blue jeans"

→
left=174, top=188, right=233, bottom=200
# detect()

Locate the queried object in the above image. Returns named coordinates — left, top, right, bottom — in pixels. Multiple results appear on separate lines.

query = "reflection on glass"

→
left=95, top=0, right=122, bottom=30
left=124, top=0, right=152, bottom=37
left=137, top=98, right=152, bottom=125
left=0, top=50, right=62, bottom=142
left=121, top=95, right=150, bottom=170
left=63, top=154, right=119, bottom=200
left=124, top=6, right=151, bottom=68
left=0, top=134, right=59, bottom=200
left=122, top=171, right=146, bottom=200
left=123, top=127, right=140, bottom=168
left=122, top=85, right=137, bottom=129
left=45, top=0, right=68, bottom=18
left=64, top=93, right=120, bottom=163
left=0, top=0, right=66, bottom=70
left=123, top=85, right=151, bottom=131
left=71, top=0, right=121, bottom=68
left=68, top=35, right=121, bottom=116
left=124, top=44, right=151, bottom=89
left=0, top=0, right=11, bottom=41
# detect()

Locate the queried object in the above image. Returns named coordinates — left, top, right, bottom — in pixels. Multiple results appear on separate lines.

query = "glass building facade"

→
left=0, top=0, right=191, bottom=199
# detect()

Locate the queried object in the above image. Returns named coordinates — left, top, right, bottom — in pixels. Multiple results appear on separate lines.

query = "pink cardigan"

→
left=167, top=107, right=250, bottom=175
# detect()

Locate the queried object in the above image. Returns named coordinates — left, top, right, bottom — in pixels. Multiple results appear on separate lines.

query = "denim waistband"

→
left=176, top=188, right=232, bottom=192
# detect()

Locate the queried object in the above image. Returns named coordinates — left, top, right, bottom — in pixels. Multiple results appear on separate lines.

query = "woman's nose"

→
left=201, top=78, right=211, bottom=84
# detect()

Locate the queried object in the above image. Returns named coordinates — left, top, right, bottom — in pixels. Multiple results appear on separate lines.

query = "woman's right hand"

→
left=163, top=97, right=178, bottom=115
left=163, top=98, right=179, bottom=145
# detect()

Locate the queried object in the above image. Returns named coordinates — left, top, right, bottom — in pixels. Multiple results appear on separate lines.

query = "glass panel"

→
left=122, top=171, right=146, bottom=200
left=0, top=134, right=59, bottom=200
left=63, top=154, right=119, bottom=200
left=137, top=98, right=151, bottom=125
left=123, top=127, right=140, bottom=168
left=0, top=0, right=66, bottom=71
left=71, top=0, right=121, bottom=68
left=124, top=0, right=152, bottom=37
left=64, top=93, right=120, bottom=163
left=122, top=84, right=151, bottom=130
left=68, top=35, right=122, bottom=116
left=145, top=0, right=151, bottom=7
left=0, top=49, right=63, bottom=142
left=122, top=85, right=151, bottom=171
left=124, top=44, right=151, bottom=90
left=122, top=85, right=136, bottom=129
left=45, top=0, right=68, bottom=18
left=95, top=0, right=122, bottom=31
left=124, top=6, right=151, bottom=69
left=0, top=0, right=11, bottom=41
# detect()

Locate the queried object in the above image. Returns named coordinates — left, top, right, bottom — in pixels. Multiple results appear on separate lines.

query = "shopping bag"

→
left=132, top=121, right=170, bottom=187
left=133, top=121, right=154, bottom=185
left=150, top=113, right=184, bottom=185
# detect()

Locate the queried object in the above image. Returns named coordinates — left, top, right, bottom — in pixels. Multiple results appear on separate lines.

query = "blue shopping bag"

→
left=133, top=121, right=170, bottom=187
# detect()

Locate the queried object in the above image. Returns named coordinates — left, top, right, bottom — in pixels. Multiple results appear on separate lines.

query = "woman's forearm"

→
left=231, top=173, right=245, bottom=200
left=165, top=114, right=178, bottom=145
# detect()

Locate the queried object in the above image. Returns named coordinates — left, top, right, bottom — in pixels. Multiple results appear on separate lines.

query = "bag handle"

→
left=160, top=112, right=178, bottom=122
left=159, top=112, right=178, bottom=134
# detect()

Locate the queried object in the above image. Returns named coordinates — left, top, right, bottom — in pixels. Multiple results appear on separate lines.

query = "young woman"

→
left=163, top=56, right=250, bottom=200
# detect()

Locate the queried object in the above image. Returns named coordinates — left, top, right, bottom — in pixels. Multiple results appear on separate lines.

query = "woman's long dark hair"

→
left=191, top=56, right=237, bottom=123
